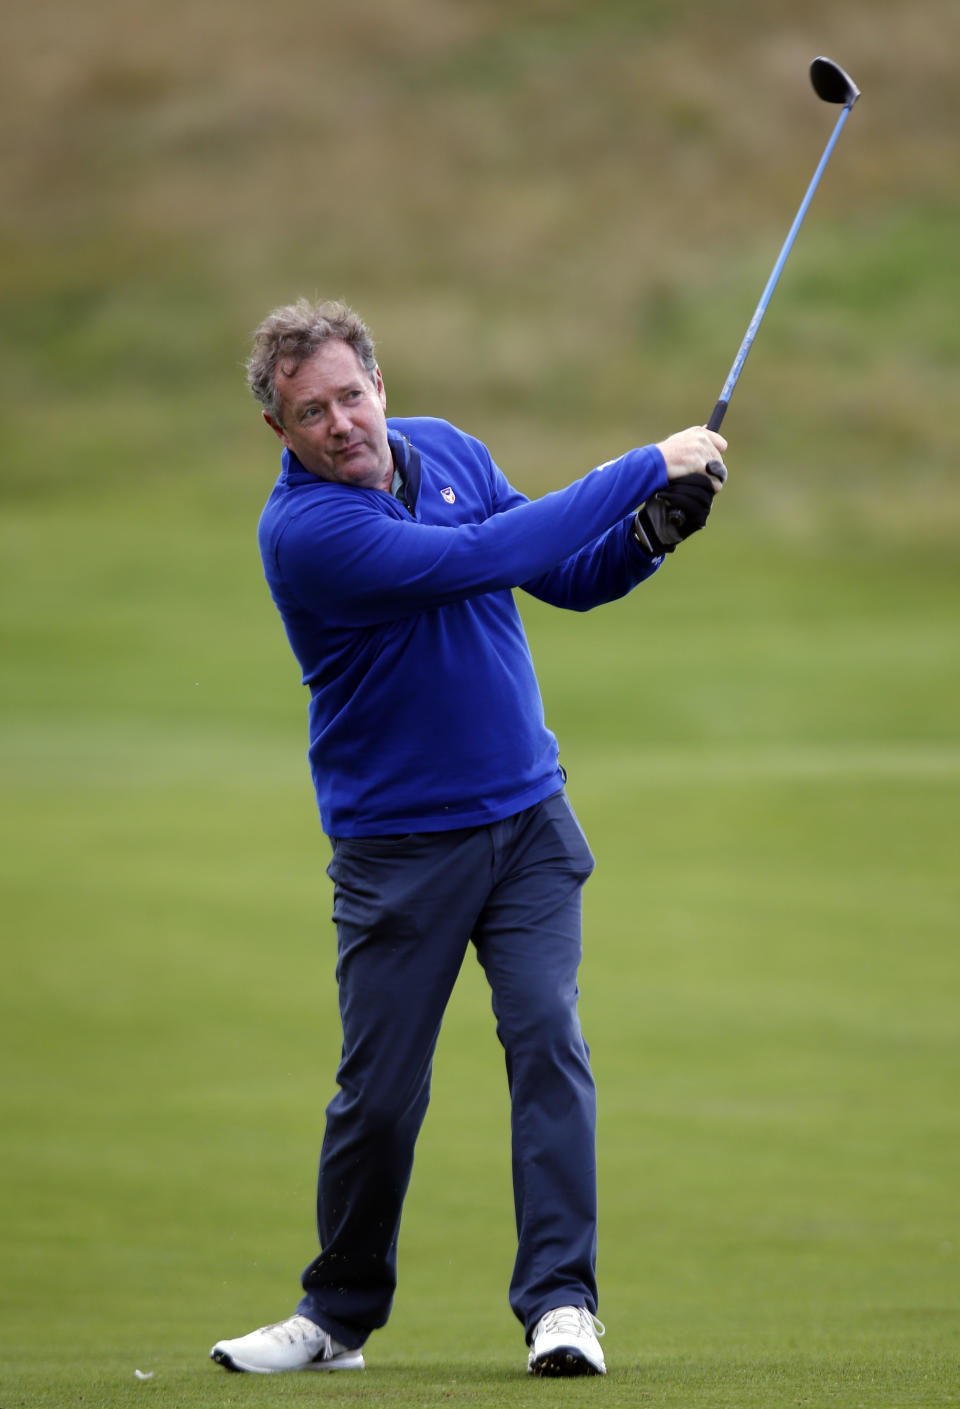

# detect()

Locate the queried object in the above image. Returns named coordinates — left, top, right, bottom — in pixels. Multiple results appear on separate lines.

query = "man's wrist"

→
left=631, top=510, right=662, bottom=557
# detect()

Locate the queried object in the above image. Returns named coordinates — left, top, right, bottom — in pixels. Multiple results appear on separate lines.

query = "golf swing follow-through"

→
left=710, top=56, right=860, bottom=436
left=210, top=55, right=859, bottom=1379
left=658, top=55, right=861, bottom=539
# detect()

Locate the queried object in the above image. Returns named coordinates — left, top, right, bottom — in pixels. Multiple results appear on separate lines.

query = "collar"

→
left=387, top=429, right=422, bottom=513
left=280, top=431, right=421, bottom=513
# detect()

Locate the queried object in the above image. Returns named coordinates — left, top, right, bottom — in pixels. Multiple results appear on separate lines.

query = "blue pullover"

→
left=258, top=417, right=668, bottom=836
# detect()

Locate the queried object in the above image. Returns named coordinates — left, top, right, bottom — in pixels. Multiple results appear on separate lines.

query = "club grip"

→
left=707, top=399, right=728, bottom=433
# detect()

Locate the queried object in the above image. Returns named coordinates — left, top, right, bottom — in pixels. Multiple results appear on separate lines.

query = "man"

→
left=210, top=298, right=726, bottom=1378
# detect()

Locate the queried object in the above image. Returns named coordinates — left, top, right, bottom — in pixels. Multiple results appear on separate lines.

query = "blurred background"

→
left=2, top=0, right=958, bottom=1402
left=4, top=0, right=959, bottom=521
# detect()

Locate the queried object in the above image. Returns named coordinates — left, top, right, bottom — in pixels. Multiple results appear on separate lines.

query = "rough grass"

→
left=3, top=0, right=960, bottom=531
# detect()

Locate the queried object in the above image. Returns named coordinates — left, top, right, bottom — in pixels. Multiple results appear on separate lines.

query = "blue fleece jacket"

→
left=257, top=416, right=668, bottom=836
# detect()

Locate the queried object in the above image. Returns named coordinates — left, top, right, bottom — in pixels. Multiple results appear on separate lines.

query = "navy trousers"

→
left=296, top=790, right=598, bottom=1348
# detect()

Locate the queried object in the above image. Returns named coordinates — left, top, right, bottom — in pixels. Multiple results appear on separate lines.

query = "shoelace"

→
left=537, top=1307, right=605, bottom=1340
left=263, top=1316, right=331, bottom=1352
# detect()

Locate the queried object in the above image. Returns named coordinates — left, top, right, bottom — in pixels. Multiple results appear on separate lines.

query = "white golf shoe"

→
left=527, top=1305, right=606, bottom=1377
left=210, top=1313, right=364, bottom=1373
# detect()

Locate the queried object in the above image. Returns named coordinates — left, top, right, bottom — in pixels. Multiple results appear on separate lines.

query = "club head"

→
left=810, top=56, right=861, bottom=107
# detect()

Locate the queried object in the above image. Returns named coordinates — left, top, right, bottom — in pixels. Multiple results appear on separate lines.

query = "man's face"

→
left=265, top=340, right=393, bottom=490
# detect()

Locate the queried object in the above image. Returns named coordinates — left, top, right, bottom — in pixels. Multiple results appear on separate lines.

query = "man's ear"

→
left=375, top=366, right=386, bottom=411
left=263, top=411, right=288, bottom=445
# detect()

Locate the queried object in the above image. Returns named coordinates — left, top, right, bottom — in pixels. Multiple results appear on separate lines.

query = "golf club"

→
left=663, top=55, right=861, bottom=514
left=706, top=56, right=861, bottom=438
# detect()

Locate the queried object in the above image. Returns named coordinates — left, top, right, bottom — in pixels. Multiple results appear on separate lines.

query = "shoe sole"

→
left=529, top=1348, right=605, bottom=1377
left=210, top=1347, right=364, bottom=1374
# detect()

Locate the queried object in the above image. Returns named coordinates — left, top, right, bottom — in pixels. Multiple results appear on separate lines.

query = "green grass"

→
left=2, top=491, right=958, bottom=1407
left=3, top=0, right=960, bottom=1403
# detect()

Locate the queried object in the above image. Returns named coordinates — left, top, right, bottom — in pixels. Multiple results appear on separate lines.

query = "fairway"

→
left=2, top=486, right=958, bottom=1407
left=3, top=0, right=960, bottom=1404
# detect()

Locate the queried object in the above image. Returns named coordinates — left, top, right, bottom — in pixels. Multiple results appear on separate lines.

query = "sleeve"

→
left=521, top=518, right=664, bottom=610
left=487, top=460, right=664, bottom=611
left=273, top=445, right=668, bottom=628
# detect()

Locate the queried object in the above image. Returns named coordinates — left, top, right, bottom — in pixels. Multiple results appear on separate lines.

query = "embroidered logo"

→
left=441, top=486, right=456, bottom=504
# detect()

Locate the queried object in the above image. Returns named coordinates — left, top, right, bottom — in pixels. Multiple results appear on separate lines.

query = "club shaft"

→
left=707, top=101, right=855, bottom=433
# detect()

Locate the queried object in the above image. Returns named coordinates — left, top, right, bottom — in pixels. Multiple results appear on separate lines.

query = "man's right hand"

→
left=656, top=426, right=728, bottom=483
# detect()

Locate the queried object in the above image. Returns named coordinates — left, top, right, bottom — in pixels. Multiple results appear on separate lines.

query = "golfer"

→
left=211, top=298, right=727, bottom=1378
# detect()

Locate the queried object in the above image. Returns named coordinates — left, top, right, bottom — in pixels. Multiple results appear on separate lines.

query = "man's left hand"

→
left=633, top=469, right=724, bottom=555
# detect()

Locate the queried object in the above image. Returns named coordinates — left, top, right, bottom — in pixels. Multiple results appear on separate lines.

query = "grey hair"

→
left=246, top=298, right=378, bottom=425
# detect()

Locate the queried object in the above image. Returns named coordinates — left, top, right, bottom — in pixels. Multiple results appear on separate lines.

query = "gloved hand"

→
left=632, top=469, right=722, bottom=555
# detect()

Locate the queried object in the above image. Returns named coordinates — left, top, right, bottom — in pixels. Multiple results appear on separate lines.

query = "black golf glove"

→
left=633, top=471, right=718, bottom=555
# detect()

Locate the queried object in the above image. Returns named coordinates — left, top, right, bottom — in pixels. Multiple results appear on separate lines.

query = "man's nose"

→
left=328, top=404, right=352, bottom=435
